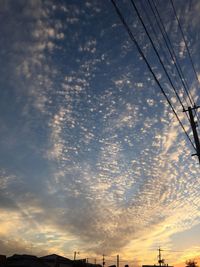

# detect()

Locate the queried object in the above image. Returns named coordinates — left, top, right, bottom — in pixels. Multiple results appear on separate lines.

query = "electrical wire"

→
left=129, top=0, right=190, bottom=122
left=139, top=0, right=172, bottom=69
left=110, top=0, right=196, bottom=151
left=147, top=0, right=194, bottom=108
left=150, top=0, right=200, bottom=125
left=141, top=0, right=190, bottom=110
left=170, top=0, right=200, bottom=86
left=139, top=0, right=194, bottom=118
left=169, top=0, right=200, bottom=130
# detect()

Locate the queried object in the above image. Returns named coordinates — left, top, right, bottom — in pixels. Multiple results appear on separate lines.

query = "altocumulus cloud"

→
left=0, top=0, right=199, bottom=261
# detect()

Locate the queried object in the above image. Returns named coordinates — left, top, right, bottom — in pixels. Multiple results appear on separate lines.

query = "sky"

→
left=0, top=0, right=200, bottom=266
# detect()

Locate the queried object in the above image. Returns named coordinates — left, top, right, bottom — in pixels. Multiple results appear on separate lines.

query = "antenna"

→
left=158, top=248, right=165, bottom=267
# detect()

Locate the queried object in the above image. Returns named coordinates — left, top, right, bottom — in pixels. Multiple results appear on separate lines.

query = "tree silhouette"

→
left=186, top=260, right=198, bottom=267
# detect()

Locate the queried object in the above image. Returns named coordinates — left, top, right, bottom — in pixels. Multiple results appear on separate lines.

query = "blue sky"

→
left=0, top=0, right=200, bottom=266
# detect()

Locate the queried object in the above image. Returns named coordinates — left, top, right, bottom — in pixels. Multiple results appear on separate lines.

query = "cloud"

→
left=0, top=0, right=200, bottom=264
left=0, top=238, right=38, bottom=256
left=42, top=77, right=197, bottom=258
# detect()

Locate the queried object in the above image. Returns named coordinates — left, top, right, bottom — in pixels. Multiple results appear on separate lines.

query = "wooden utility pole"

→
left=74, top=251, right=79, bottom=261
left=157, top=248, right=165, bottom=267
left=158, top=248, right=162, bottom=267
left=102, top=255, right=105, bottom=267
left=117, top=255, right=119, bottom=267
left=185, top=106, right=200, bottom=163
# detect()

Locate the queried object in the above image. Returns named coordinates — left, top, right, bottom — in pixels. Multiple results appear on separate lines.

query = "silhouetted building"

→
left=73, top=259, right=101, bottom=267
left=0, top=255, right=6, bottom=267
left=143, top=265, right=174, bottom=267
left=6, top=254, right=48, bottom=267
left=6, top=254, right=102, bottom=267
left=40, top=255, right=72, bottom=267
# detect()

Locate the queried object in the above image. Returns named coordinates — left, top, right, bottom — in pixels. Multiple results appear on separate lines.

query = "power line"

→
left=130, top=0, right=198, bottom=149
left=139, top=0, right=194, bottom=118
left=110, top=0, right=196, bottom=151
left=140, top=0, right=195, bottom=119
left=150, top=0, right=200, bottom=126
left=168, top=0, right=200, bottom=131
left=144, top=0, right=190, bottom=109
left=147, top=0, right=194, bottom=109
left=169, top=0, right=200, bottom=86
left=129, top=0, right=190, bottom=122
left=139, top=0, right=173, bottom=68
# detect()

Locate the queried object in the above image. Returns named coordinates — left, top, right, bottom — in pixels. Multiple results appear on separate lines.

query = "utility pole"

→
left=117, top=255, right=119, bottom=267
left=158, top=248, right=162, bottom=267
left=185, top=106, right=200, bottom=163
left=74, top=251, right=79, bottom=261
left=158, top=248, right=164, bottom=267
left=103, top=254, right=105, bottom=267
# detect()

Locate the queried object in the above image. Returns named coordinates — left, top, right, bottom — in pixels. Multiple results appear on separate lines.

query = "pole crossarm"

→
left=184, top=106, right=200, bottom=112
